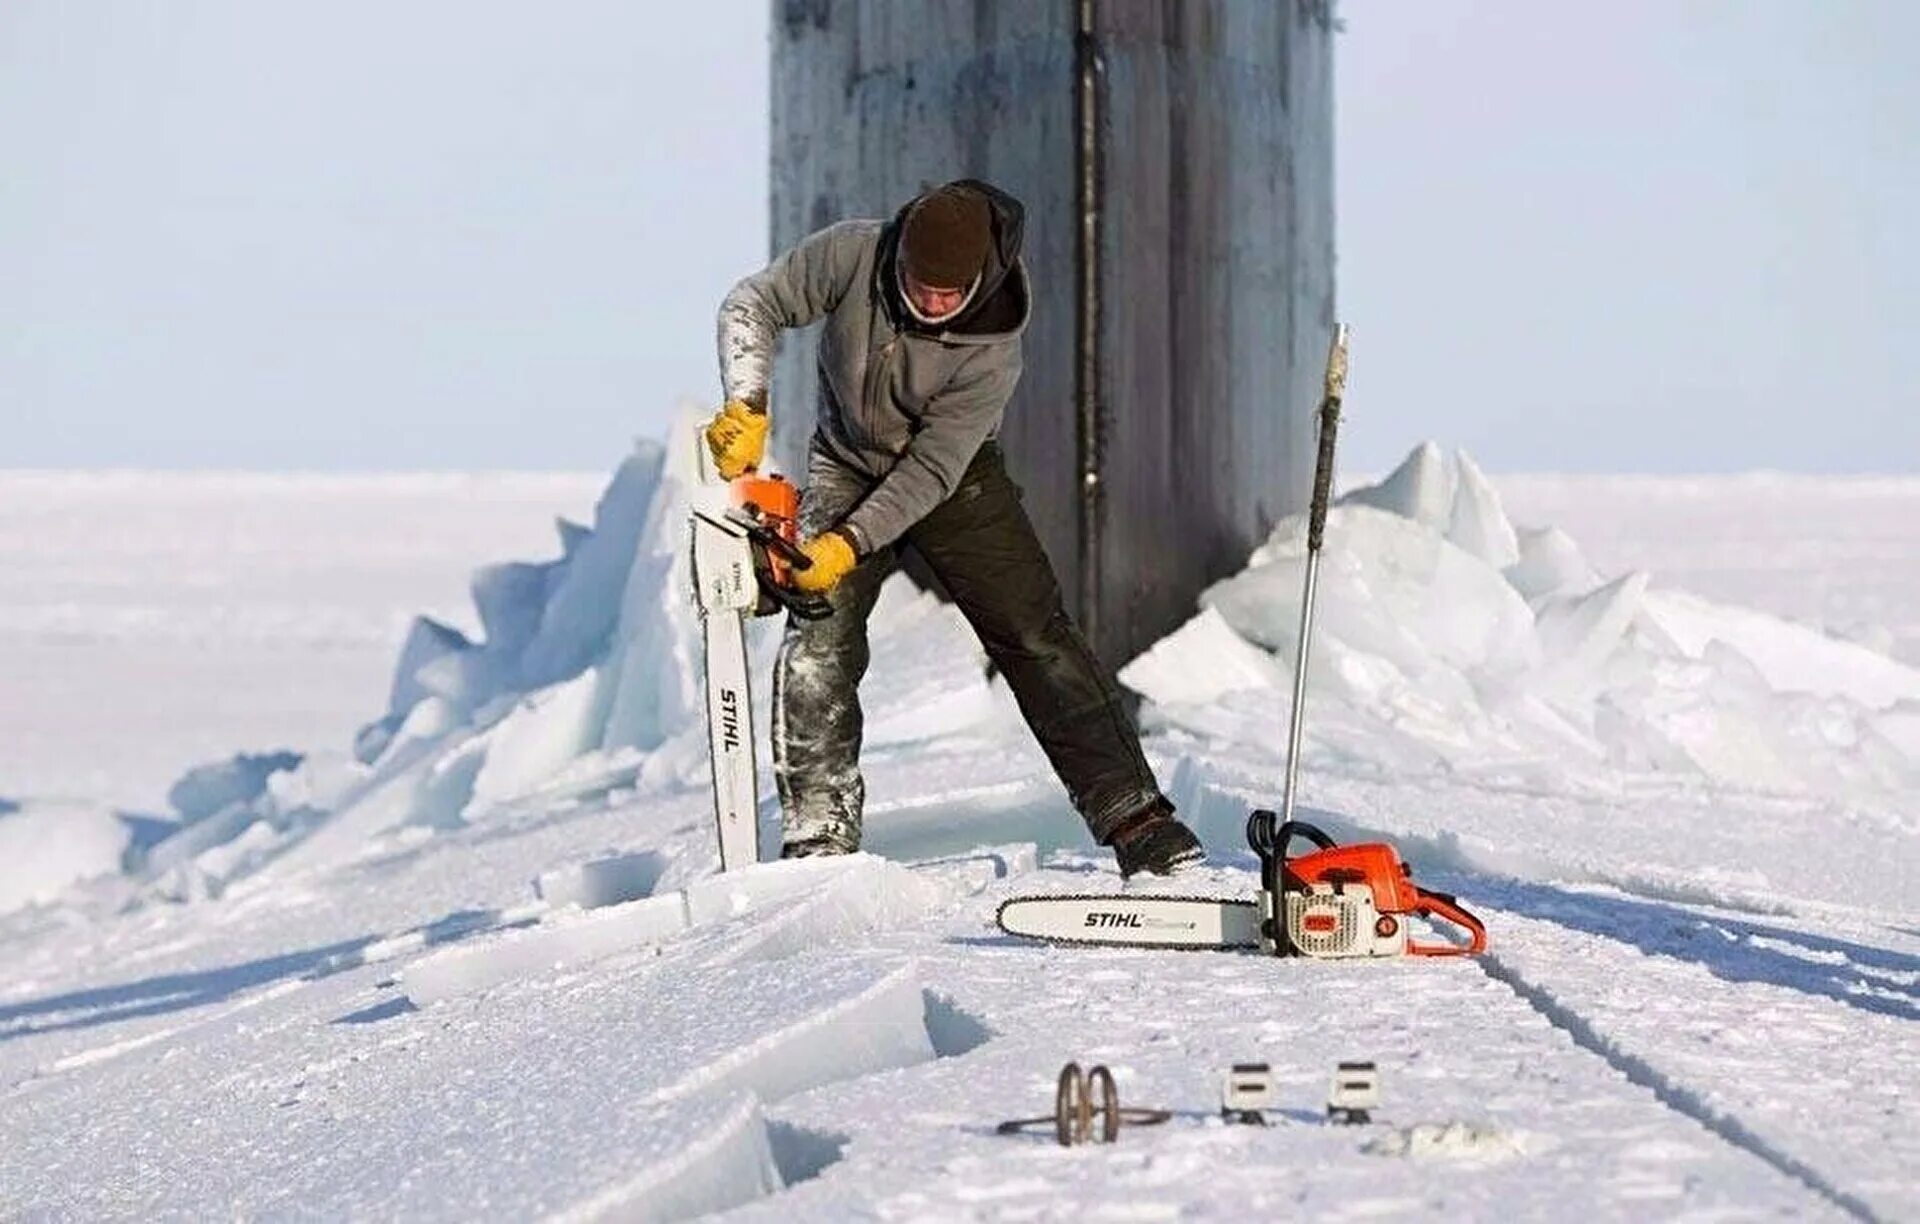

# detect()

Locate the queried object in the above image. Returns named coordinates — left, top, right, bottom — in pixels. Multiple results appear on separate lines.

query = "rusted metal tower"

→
left=770, top=0, right=1336, bottom=668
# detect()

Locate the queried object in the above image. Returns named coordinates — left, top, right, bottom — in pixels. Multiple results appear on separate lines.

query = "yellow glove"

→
left=792, top=530, right=858, bottom=595
left=704, top=399, right=768, bottom=479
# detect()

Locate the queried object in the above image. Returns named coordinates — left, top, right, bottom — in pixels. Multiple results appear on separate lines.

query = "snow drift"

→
left=1124, top=442, right=1920, bottom=802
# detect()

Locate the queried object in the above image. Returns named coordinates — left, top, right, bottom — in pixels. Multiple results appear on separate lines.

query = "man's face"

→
left=902, top=269, right=970, bottom=322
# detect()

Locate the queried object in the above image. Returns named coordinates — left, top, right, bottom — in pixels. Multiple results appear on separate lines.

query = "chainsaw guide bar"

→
left=994, top=894, right=1261, bottom=952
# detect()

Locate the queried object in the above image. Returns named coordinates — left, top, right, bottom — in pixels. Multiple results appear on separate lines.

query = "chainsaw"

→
left=995, top=326, right=1489, bottom=960
left=995, top=810, right=1485, bottom=957
left=688, top=430, right=833, bottom=872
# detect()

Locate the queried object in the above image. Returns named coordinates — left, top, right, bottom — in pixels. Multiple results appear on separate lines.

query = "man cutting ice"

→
left=704, top=178, right=1203, bottom=877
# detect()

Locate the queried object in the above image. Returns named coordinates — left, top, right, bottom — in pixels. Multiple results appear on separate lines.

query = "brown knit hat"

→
left=900, top=185, right=992, bottom=289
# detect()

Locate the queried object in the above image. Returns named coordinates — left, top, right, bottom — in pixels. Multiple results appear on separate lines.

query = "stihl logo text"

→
left=719, top=688, right=742, bottom=751
left=1084, top=912, right=1143, bottom=928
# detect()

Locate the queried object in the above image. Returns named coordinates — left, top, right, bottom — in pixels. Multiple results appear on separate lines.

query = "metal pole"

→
left=1280, top=323, right=1349, bottom=824
left=1072, top=0, right=1104, bottom=649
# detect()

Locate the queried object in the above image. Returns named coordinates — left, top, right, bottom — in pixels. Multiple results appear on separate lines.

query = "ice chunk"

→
left=643, top=961, right=933, bottom=1107
left=1506, top=525, right=1601, bottom=602
left=165, top=751, right=303, bottom=824
left=392, top=695, right=459, bottom=751
left=1341, top=440, right=1457, bottom=529
left=385, top=616, right=474, bottom=717
left=143, top=797, right=268, bottom=877
left=1342, top=443, right=1514, bottom=566
left=1207, top=505, right=1540, bottom=682
left=591, top=438, right=700, bottom=754
left=551, top=1093, right=786, bottom=1223
left=555, top=515, right=590, bottom=559
left=517, top=441, right=667, bottom=690
left=1447, top=451, right=1520, bottom=568
left=469, top=669, right=609, bottom=810
left=1641, top=590, right=1920, bottom=710
left=702, top=856, right=952, bottom=966
left=188, top=817, right=286, bottom=887
left=408, top=739, right=488, bottom=829
left=0, top=802, right=133, bottom=915
left=413, top=641, right=510, bottom=715
left=597, top=543, right=697, bottom=754
left=1601, top=648, right=1808, bottom=794
left=116, top=813, right=181, bottom=870
left=407, top=857, right=939, bottom=1008
left=1118, top=605, right=1287, bottom=706
left=682, top=855, right=882, bottom=926
left=1532, top=572, right=1649, bottom=706
left=534, top=851, right=670, bottom=909
left=352, top=713, right=404, bottom=765
left=403, top=891, right=693, bottom=1005
left=471, top=559, right=556, bottom=659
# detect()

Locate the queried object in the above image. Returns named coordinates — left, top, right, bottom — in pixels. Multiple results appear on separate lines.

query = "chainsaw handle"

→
left=716, top=508, right=814, bottom=572
left=1247, top=812, right=1340, bottom=959
left=700, top=506, right=834, bottom=621
left=1244, top=811, right=1337, bottom=861
left=1407, top=888, right=1487, bottom=957
left=755, top=528, right=813, bottom=571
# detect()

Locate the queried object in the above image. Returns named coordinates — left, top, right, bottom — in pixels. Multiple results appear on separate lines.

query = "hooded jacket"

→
left=716, top=179, right=1031, bottom=554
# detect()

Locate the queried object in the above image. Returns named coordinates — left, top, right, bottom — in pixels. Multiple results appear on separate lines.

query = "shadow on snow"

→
left=0, top=908, right=508, bottom=1042
left=1480, top=878, right=1920, bottom=1023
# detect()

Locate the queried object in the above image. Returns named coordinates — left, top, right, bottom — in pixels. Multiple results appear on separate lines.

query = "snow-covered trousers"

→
left=772, top=439, right=1167, bottom=851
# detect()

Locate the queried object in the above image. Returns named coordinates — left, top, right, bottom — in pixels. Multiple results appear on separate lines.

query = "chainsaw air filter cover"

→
left=1285, top=883, right=1407, bottom=958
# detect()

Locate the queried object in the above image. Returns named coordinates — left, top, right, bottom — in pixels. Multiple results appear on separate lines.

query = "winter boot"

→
left=779, top=802, right=860, bottom=860
left=1106, top=801, right=1204, bottom=878
left=780, top=835, right=856, bottom=860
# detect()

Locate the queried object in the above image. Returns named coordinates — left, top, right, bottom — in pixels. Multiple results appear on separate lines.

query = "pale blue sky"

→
left=1341, top=1, right=1918, bottom=472
left=3, top=2, right=1914, bottom=473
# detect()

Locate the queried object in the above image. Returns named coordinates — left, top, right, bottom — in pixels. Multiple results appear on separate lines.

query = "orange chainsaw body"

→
left=1253, top=815, right=1488, bottom=959
left=1284, top=842, right=1422, bottom=912
left=729, top=474, right=803, bottom=595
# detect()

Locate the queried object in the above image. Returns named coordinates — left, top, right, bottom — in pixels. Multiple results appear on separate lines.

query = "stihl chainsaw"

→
left=688, top=428, right=832, bottom=872
left=995, top=810, right=1486, bottom=957
left=996, top=326, right=1488, bottom=960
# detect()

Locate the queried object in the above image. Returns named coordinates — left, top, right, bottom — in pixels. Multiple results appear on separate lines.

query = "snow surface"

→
left=1, top=439, right=1915, bottom=1220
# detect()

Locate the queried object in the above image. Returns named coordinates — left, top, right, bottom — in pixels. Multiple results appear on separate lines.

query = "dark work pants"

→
left=772, top=439, right=1167, bottom=850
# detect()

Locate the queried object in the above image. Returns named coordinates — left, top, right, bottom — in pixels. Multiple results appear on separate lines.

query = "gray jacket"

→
left=715, top=180, right=1031, bottom=554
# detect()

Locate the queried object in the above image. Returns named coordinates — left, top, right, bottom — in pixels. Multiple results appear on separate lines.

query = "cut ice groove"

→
left=1476, top=952, right=1879, bottom=1223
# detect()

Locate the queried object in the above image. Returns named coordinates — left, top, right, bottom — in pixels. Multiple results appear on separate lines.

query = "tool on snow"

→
left=995, top=1062, right=1172, bottom=1146
left=1249, top=812, right=1486, bottom=957
left=1327, top=1061, right=1381, bottom=1125
left=688, top=430, right=833, bottom=871
left=994, top=326, right=1489, bottom=958
left=993, top=812, right=1484, bottom=956
left=1220, top=1062, right=1276, bottom=1125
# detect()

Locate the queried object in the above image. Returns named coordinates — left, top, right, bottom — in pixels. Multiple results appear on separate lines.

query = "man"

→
left=705, top=179, right=1202, bottom=877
